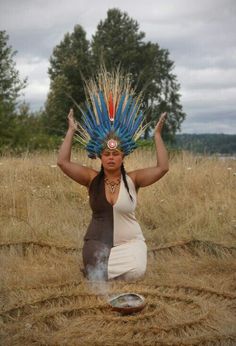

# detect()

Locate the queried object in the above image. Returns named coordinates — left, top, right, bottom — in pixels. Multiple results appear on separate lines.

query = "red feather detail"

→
left=108, top=92, right=114, bottom=121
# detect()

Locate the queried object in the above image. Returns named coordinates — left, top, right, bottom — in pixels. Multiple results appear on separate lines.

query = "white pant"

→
left=108, top=240, right=147, bottom=280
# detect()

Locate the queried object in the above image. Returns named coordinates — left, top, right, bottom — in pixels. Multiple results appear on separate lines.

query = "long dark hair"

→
left=96, top=163, right=133, bottom=202
left=121, top=163, right=133, bottom=202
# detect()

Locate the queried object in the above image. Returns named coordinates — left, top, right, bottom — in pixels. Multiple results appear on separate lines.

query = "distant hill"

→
left=174, top=134, right=236, bottom=155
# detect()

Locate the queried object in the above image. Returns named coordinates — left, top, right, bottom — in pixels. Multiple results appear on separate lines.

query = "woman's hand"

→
left=67, top=108, right=78, bottom=131
left=154, top=112, right=167, bottom=136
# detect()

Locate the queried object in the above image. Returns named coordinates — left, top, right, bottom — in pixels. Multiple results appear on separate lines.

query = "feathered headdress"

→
left=75, top=67, right=149, bottom=159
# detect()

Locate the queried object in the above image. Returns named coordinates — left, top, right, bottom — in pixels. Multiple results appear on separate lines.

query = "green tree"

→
left=44, top=25, right=92, bottom=135
left=0, top=30, right=27, bottom=150
left=0, top=31, right=60, bottom=153
left=92, top=9, right=185, bottom=140
left=12, top=103, right=61, bottom=153
left=92, top=8, right=145, bottom=70
left=45, top=9, right=185, bottom=140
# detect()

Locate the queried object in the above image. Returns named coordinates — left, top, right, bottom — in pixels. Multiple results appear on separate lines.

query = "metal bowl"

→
left=108, top=293, right=146, bottom=315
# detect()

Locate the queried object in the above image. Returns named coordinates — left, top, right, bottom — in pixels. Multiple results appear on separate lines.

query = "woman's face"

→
left=100, top=149, right=124, bottom=171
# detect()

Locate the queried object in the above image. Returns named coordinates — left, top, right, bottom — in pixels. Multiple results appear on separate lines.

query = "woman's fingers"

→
left=160, top=112, right=167, bottom=121
left=157, top=112, right=167, bottom=124
left=67, top=108, right=77, bottom=130
left=154, top=112, right=167, bottom=134
left=68, top=108, right=74, bottom=118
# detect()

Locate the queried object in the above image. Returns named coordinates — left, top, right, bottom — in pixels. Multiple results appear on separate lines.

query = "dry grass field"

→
left=0, top=149, right=236, bottom=345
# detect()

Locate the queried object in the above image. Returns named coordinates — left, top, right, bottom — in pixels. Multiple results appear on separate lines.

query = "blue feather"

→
left=99, top=93, right=111, bottom=132
left=86, top=103, right=98, bottom=127
left=82, top=116, right=93, bottom=134
left=93, top=97, right=102, bottom=120
left=119, top=95, right=132, bottom=126
left=114, top=94, right=126, bottom=125
left=99, top=91, right=110, bottom=123
left=83, top=112, right=94, bottom=133
left=126, top=103, right=138, bottom=131
left=130, top=111, right=143, bottom=136
left=93, top=96, right=106, bottom=129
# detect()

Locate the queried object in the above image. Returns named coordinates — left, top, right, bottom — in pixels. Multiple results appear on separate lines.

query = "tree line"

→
left=174, top=134, right=236, bottom=155
left=1, top=8, right=186, bottom=154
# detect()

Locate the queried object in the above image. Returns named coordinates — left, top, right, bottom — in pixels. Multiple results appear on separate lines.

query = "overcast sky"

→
left=1, top=0, right=236, bottom=134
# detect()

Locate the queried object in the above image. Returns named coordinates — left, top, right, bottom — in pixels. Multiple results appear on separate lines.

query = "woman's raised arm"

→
left=57, top=109, right=97, bottom=187
left=129, top=112, right=169, bottom=188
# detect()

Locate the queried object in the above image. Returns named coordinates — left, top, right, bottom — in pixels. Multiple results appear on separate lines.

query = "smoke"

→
left=85, top=247, right=110, bottom=299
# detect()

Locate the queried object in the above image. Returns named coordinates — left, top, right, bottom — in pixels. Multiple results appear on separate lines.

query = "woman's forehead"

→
left=102, top=148, right=123, bottom=154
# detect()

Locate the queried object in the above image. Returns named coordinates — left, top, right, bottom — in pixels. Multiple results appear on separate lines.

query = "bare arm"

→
left=129, top=112, right=169, bottom=188
left=57, top=109, right=97, bottom=187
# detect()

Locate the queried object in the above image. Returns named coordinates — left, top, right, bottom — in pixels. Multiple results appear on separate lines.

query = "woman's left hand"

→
left=154, top=112, right=167, bottom=135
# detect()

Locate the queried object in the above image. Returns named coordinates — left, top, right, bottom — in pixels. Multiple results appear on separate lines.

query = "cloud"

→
left=176, top=66, right=236, bottom=89
left=1, top=0, right=236, bottom=133
left=180, top=119, right=235, bottom=134
left=15, top=56, right=50, bottom=109
left=180, top=108, right=236, bottom=134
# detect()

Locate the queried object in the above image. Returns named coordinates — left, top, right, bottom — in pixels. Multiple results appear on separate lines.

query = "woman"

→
left=57, top=70, right=169, bottom=281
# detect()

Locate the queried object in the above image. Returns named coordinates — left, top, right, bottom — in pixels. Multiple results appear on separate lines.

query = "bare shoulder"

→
left=127, top=166, right=168, bottom=188
left=58, top=160, right=98, bottom=187
left=126, top=171, right=139, bottom=190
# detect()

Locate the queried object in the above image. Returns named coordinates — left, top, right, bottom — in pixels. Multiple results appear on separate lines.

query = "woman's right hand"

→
left=67, top=108, right=78, bottom=131
left=154, top=112, right=167, bottom=136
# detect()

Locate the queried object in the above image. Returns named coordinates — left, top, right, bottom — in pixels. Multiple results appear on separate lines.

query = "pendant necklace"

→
left=104, top=177, right=121, bottom=194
